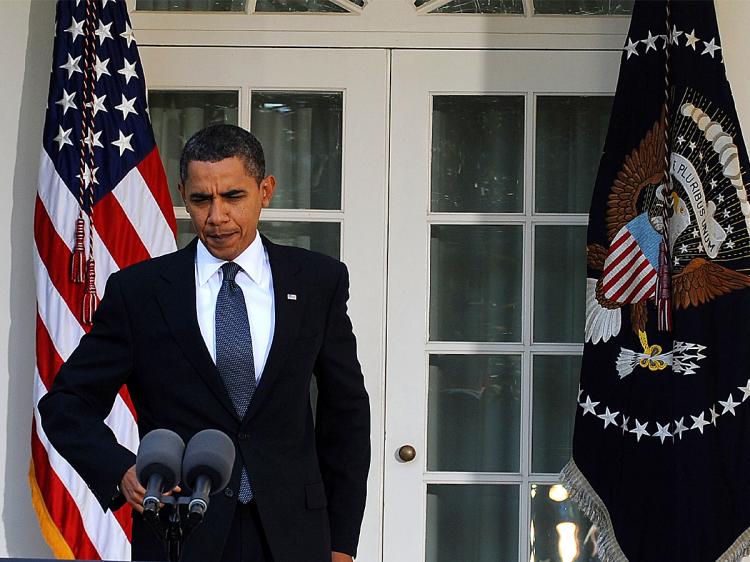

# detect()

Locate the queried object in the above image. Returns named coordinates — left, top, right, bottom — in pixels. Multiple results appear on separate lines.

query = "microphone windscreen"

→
left=182, top=429, right=235, bottom=494
left=135, top=429, right=185, bottom=489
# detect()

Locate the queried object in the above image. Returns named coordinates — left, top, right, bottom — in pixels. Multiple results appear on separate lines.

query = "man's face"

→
left=179, top=156, right=276, bottom=261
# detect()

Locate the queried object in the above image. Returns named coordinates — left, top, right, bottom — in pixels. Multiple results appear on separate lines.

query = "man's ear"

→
left=260, top=176, right=277, bottom=208
left=178, top=183, right=187, bottom=206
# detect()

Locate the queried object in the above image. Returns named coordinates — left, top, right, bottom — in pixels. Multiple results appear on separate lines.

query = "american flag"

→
left=31, top=0, right=176, bottom=558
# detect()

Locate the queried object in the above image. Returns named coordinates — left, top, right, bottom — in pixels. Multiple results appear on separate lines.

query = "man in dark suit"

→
left=39, top=124, right=371, bottom=562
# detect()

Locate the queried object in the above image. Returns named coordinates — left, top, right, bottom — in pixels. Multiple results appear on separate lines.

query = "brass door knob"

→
left=398, top=445, right=417, bottom=462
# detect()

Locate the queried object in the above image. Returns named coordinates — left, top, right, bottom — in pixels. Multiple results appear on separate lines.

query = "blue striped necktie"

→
left=215, top=261, right=256, bottom=503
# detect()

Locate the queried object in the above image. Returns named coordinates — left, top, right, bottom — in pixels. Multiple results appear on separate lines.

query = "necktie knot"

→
left=222, top=262, right=242, bottom=284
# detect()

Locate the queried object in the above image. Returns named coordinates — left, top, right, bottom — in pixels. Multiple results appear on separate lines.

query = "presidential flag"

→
left=563, top=1, right=750, bottom=560
left=31, top=0, right=176, bottom=558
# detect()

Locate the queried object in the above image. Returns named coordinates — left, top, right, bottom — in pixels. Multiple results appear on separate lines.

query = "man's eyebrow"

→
left=221, top=188, right=247, bottom=197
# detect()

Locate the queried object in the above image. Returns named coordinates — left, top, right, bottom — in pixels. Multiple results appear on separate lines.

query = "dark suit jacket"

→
left=38, top=236, right=371, bottom=562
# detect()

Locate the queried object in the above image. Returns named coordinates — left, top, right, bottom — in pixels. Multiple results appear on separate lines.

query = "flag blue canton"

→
left=43, top=0, right=156, bottom=213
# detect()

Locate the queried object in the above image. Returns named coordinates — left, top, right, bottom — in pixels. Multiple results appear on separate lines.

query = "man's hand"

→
left=120, top=465, right=145, bottom=513
left=332, top=552, right=353, bottom=562
left=119, top=465, right=181, bottom=513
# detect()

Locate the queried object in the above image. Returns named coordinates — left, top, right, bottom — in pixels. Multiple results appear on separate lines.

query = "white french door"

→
left=384, top=50, right=620, bottom=562
left=139, top=47, right=390, bottom=562
left=140, top=45, right=622, bottom=562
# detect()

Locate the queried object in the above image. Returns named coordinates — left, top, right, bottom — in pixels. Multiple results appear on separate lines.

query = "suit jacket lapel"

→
left=156, top=238, right=239, bottom=421
left=243, top=236, right=304, bottom=424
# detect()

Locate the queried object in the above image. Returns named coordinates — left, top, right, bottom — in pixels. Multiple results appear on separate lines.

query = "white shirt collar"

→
left=196, top=233, right=267, bottom=287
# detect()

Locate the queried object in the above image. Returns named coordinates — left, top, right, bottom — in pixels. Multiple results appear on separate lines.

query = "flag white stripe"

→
left=603, top=242, right=640, bottom=285
left=33, top=377, right=130, bottom=561
left=37, top=151, right=120, bottom=297
left=619, top=267, right=656, bottom=302
left=604, top=253, right=649, bottom=296
left=113, top=168, right=177, bottom=258
left=629, top=275, right=658, bottom=303
left=34, top=243, right=139, bottom=452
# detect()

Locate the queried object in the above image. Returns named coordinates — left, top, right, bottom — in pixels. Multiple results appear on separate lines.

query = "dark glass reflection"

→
left=137, top=0, right=246, bottom=11
left=534, top=0, right=632, bottom=15
left=430, top=225, right=523, bottom=342
left=431, top=96, right=524, bottom=213
left=259, top=221, right=340, bottom=259
left=251, top=92, right=343, bottom=210
left=426, top=484, right=519, bottom=562
left=532, top=355, right=581, bottom=473
left=428, top=355, right=521, bottom=472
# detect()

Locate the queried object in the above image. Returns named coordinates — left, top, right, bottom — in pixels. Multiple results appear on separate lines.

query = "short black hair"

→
left=179, top=124, right=266, bottom=184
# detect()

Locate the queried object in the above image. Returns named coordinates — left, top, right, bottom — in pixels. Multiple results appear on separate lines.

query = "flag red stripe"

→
left=603, top=246, right=641, bottom=291
left=610, top=257, right=650, bottom=301
left=36, top=314, right=63, bottom=391
left=603, top=238, right=638, bottom=279
left=138, top=147, right=177, bottom=237
left=607, top=229, right=632, bottom=254
left=31, top=425, right=100, bottom=560
left=95, top=192, right=151, bottom=270
left=34, top=196, right=90, bottom=334
left=621, top=269, right=656, bottom=303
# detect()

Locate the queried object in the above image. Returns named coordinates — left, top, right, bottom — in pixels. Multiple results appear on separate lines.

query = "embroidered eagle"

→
left=585, top=118, right=750, bottom=344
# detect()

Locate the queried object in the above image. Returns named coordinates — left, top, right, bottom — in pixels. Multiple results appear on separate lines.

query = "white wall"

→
left=0, top=0, right=748, bottom=558
left=0, top=0, right=55, bottom=557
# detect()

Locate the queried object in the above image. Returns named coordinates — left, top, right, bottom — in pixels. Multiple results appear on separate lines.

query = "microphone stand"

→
left=143, top=495, right=203, bottom=562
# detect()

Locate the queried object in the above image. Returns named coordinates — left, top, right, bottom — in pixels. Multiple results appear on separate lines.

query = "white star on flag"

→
left=118, top=59, right=138, bottom=84
left=727, top=225, right=734, bottom=234
left=581, top=395, right=599, bottom=416
left=53, top=125, right=73, bottom=150
left=654, top=422, right=672, bottom=444
left=642, top=31, right=658, bottom=53
left=668, top=25, right=683, bottom=45
left=112, top=131, right=134, bottom=156
left=87, top=93, right=108, bottom=117
left=691, top=412, right=709, bottom=434
left=65, top=16, right=84, bottom=42
left=716, top=189, right=722, bottom=198
left=726, top=240, right=735, bottom=250
left=677, top=135, right=686, bottom=145
left=685, top=29, right=700, bottom=50
left=84, top=130, right=103, bottom=150
left=630, top=419, right=650, bottom=442
left=95, top=20, right=113, bottom=44
left=120, top=22, right=136, bottom=48
left=598, top=407, right=619, bottom=428
left=673, top=417, right=688, bottom=440
left=680, top=244, right=688, bottom=254
left=739, top=380, right=750, bottom=401
left=115, top=94, right=138, bottom=120
left=55, top=89, right=77, bottom=115
left=719, top=394, right=740, bottom=416
left=620, top=414, right=630, bottom=434
left=702, top=37, right=721, bottom=58
left=60, top=54, right=82, bottom=79
left=76, top=163, right=99, bottom=189
left=624, top=38, right=639, bottom=59
left=710, top=406, right=720, bottom=426
left=94, top=55, right=111, bottom=81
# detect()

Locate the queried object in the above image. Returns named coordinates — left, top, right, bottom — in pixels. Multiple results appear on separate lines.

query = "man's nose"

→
left=207, top=199, right=228, bottom=224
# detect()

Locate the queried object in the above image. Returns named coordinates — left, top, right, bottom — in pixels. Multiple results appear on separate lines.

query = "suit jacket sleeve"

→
left=313, top=262, right=371, bottom=557
left=38, top=272, right=137, bottom=511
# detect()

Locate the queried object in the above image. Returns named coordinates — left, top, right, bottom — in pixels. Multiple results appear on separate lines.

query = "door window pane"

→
left=137, top=0, right=246, bottom=10
left=251, top=92, right=343, bottom=210
left=427, top=485, right=519, bottom=562
left=534, top=0, right=632, bottom=15
left=431, top=225, right=523, bottom=342
left=428, top=355, right=521, bottom=472
left=259, top=221, right=340, bottom=259
left=255, top=0, right=351, bottom=11
left=535, top=96, right=613, bottom=213
left=431, top=96, right=524, bottom=213
left=534, top=225, right=586, bottom=343
left=532, top=355, right=581, bottom=473
left=530, top=484, right=598, bottom=562
left=419, top=0, right=524, bottom=13
left=149, top=90, right=239, bottom=205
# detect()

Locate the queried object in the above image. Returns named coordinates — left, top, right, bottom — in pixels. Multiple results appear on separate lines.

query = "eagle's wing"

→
left=673, top=258, right=750, bottom=309
left=606, top=118, right=666, bottom=241
left=587, top=243, right=607, bottom=272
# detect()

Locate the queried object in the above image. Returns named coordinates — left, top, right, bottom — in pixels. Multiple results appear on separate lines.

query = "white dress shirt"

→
left=195, top=235, right=275, bottom=382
